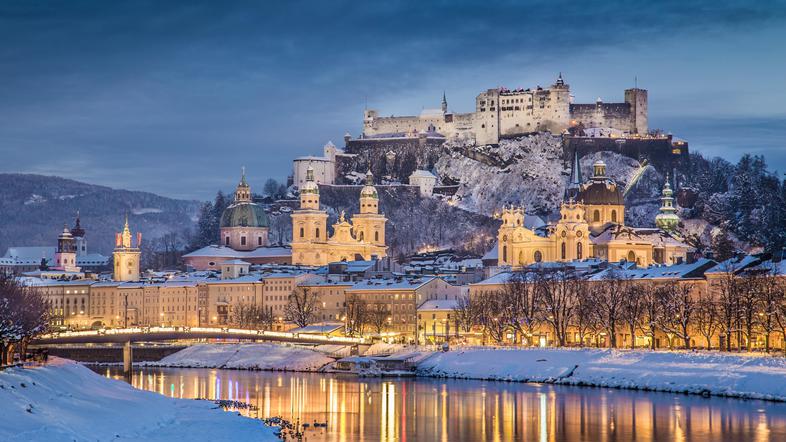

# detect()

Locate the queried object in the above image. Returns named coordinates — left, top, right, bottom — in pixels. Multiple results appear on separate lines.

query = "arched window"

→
left=375, top=231, right=379, bottom=242
left=299, top=227, right=304, bottom=238
left=225, top=237, right=230, bottom=246
left=518, top=251, right=524, bottom=265
left=611, top=210, right=617, bottom=223
left=593, top=210, right=600, bottom=222
left=534, top=251, right=543, bottom=262
left=561, top=242, right=566, bottom=260
left=577, top=242, right=583, bottom=260
left=359, top=231, right=364, bottom=241
left=316, top=228, right=320, bottom=238
left=627, top=251, right=636, bottom=262
left=257, top=237, right=262, bottom=246
left=502, top=245, right=508, bottom=263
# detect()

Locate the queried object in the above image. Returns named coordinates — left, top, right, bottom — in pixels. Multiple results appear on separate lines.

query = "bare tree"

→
left=737, top=272, right=760, bottom=351
left=344, top=294, right=368, bottom=337
left=453, top=295, right=480, bottom=335
left=620, top=283, right=645, bottom=349
left=594, top=270, right=627, bottom=348
left=230, top=303, right=273, bottom=330
left=694, top=291, right=720, bottom=349
left=659, top=282, right=698, bottom=349
left=367, top=302, right=391, bottom=335
left=571, top=282, right=599, bottom=347
left=716, top=263, right=743, bottom=351
left=753, top=264, right=783, bottom=353
left=639, top=283, right=663, bottom=350
left=284, top=287, right=320, bottom=328
left=538, top=267, right=577, bottom=347
left=477, top=291, right=507, bottom=345
left=0, top=276, right=49, bottom=364
left=501, top=270, right=541, bottom=346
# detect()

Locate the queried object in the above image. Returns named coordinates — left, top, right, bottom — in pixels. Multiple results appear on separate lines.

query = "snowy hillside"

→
left=0, top=358, right=276, bottom=441
left=144, top=343, right=334, bottom=371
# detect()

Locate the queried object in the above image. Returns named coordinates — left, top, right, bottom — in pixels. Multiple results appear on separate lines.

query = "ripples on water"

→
left=95, top=366, right=786, bottom=442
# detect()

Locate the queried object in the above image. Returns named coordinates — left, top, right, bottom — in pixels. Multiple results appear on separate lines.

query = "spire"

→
left=441, top=91, right=447, bottom=113
left=655, top=173, right=680, bottom=232
left=570, top=150, right=582, bottom=185
left=71, top=209, right=85, bottom=238
left=366, top=169, right=374, bottom=185
left=240, top=166, right=247, bottom=186
left=556, top=72, right=565, bottom=86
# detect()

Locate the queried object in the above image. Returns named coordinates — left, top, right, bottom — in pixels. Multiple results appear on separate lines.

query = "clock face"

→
left=577, top=231, right=583, bottom=237
left=561, top=231, right=567, bottom=238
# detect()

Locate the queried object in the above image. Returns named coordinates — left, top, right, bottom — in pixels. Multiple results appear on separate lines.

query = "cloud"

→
left=1, top=0, right=785, bottom=198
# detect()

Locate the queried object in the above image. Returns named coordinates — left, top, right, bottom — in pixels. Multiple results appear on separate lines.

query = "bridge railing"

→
left=37, top=326, right=367, bottom=345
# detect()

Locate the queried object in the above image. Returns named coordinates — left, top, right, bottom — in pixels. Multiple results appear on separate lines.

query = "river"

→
left=94, top=366, right=786, bottom=441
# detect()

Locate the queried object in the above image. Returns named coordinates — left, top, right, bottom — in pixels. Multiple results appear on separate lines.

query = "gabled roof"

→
left=418, top=299, right=458, bottom=311
left=346, top=277, right=435, bottom=292
left=588, top=258, right=717, bottom=281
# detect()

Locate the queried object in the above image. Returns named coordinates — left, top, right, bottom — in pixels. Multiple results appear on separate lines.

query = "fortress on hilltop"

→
left=362, top=74, right=647, bottom=145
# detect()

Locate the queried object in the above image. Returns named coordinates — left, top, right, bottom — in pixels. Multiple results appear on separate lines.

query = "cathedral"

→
left=113, top=215, right=141, bottom=281
left=291, top=167, right=387, bottom=266
left=498, top=154, right=691, bottom=268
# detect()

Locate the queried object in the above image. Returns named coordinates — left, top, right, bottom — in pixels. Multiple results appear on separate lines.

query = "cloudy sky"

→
left=1, top=0, right=785, bottom=200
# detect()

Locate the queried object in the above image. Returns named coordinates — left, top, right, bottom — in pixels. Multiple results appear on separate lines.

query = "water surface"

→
left=95, top=366, right=786, bottom=441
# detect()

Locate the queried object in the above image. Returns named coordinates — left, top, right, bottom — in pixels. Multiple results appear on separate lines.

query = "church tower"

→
left=655, top=175, right=680, bottom=232
left=113, top=215, right=141, bottom=281
left=70, top=211, right=87, bottom=256
left=441, top=92, right=448, bottom=114
left=352, top=171, right=387, bottom=247
left=291, top=167, right=329, bottom=265
left=54, top=224, right=80, bottom=272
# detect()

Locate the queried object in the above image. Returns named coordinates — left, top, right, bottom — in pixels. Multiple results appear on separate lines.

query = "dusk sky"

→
left=1, top=0, right=785, bottom=200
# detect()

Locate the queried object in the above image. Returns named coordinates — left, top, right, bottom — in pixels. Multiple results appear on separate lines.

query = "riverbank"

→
left=0, top=358, right=278, bottom=441
left=142, top=343, right=334, bottom=371
left=416, top=347, right=786, bottom=402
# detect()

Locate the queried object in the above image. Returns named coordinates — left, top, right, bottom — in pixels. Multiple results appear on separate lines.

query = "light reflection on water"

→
left=95, top=366, right=786, bottom=442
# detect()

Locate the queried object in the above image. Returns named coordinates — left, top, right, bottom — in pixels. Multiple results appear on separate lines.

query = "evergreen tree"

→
left=210, top=191, right=228, bottom=238
left=190, top=201, right=215, bottom=249
left=711, top=229, right=736, bottom=262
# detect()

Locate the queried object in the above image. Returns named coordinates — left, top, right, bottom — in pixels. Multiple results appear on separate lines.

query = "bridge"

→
left=33, top=326, right=368, bottom=346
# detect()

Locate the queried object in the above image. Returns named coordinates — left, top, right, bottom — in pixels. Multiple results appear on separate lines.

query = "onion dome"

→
left=360, top=170, right=378, bottom=198
left=576, top=160, right=624, bottom=205
left=655, top=175, right=680, bottom=231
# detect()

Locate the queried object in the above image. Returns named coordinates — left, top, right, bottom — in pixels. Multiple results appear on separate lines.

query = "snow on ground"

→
left=416, top=347, right=786, bottom=401
left=144, top=343, right=334, bottom=371
left=0, top=358, right=277, bottom=442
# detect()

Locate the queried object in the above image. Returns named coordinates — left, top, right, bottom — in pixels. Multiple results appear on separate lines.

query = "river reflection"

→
left=95, top=366, right=786, bottom=442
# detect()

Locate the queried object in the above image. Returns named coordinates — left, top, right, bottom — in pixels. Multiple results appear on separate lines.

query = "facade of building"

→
left=291, top=168, right=387, bottom=266
left=498, top=159, right=691, bottom=267
left=363, top=75, right=648, bottom=145
left=409, top=170, right=438, bottom=197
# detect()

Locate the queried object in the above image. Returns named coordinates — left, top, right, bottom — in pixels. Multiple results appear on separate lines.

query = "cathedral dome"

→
left=220, top=202, right=269, bottom=228
left=360, top=170, right=378, bottom=198
left=576, top=160, right=624, bottom=205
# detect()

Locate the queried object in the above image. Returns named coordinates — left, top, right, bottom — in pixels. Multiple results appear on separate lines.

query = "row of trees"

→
left=455, top=265, right=786, bottom=352
left=0, top=275, right=49, bottom=365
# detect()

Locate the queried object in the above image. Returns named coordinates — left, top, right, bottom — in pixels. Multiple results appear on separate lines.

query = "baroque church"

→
left=291, top=167, right=387, bottom=266
left=498, top=153, right=691, bottom=267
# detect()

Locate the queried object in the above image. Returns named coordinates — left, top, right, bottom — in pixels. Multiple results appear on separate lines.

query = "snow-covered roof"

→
left=410, top=170, right=437, bottom=179
left=2, top=246, right=108, bottom=266
left=346, top=277, right=435, bottom=291
left=482, top=243, right=498, bottom=261
left=294, top=156, right=332, bottom=162
left=418, top=299, right=458, bottom=311
left=183, top=245, right=291, bottom=259
left=208, top=275, right=263, bottom=284
left=221, top=259, right=250, bottom=265
left=588, top=259, right=717, bottom=281
left=472, top=271, right=515, bottom=286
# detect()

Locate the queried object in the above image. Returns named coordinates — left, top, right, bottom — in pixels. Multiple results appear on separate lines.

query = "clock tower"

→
left=113, top=215, right=141, bottom=281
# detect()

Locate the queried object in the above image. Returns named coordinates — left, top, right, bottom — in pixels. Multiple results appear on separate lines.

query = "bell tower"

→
left=54, top=224, right=80, bottom=272
left=113, top=215, right=141, bottom=281
left=291, top=167, right=329, bottom=265
left=352, top=171, right=387, bottom=247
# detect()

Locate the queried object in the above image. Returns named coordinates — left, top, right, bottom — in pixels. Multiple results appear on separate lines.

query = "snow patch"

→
left=144, top=343, right=334, bottom=371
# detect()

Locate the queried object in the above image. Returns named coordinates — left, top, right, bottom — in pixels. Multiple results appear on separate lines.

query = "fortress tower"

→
left=624, top=88, right=648, bottom=134
left=113, top=215, right=141, bottom=281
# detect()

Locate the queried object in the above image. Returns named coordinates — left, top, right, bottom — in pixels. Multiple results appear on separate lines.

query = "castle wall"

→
left=293, top=157, right=335, bottom=188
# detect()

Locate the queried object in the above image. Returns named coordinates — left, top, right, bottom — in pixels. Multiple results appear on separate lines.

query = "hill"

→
left=0, top=174, right=200, bottom=256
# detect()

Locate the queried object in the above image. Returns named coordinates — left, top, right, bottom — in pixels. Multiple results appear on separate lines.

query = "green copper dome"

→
left=220, top=202, right=269, bottom=228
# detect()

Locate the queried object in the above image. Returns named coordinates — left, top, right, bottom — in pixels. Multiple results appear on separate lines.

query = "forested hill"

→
left=0, top=174, right=200, bottom=256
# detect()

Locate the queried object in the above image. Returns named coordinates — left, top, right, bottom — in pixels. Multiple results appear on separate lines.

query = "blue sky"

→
left=1, top=0, right=784, bottom=200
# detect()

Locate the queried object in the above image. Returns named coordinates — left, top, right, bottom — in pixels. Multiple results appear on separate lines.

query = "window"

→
left=375, top=231, right=379, bottom=242
left=502, top=245, right=508, bottom=262
left=611, top=210, right=617, bottom=223
left=240, top=236, right=246, bottom=246
left=299, top=227, right=304, bottom=238
left=627, top=251, right=636, bottom=262
left=258, top=237, right=262, bottom=246
left=561, top=242, right=566, bottom=260
left=577, top=242, right=583, bottom=260
left=316, top=228, right=320, bottom=238
left=534, top=251, right=542, bottom=262
left=225, top=237, right=230, bottom=246
left=593, top=210, right=600, bottom=222
left=359, top=231, right=364, bottom=241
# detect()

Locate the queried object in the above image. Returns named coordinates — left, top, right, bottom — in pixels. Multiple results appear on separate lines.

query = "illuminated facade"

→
left=291, top=168, right=387, bottom=266
left=113, top=216, right=141, bottom=281
left=498, top=159, right=690, bottom=267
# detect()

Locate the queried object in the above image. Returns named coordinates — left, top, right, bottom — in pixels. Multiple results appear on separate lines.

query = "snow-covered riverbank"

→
left=143, top=343, right=334, bottom=371
left=416, top=347, right=786, bottom=401
left=0, top=358, right=278, bottom=441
